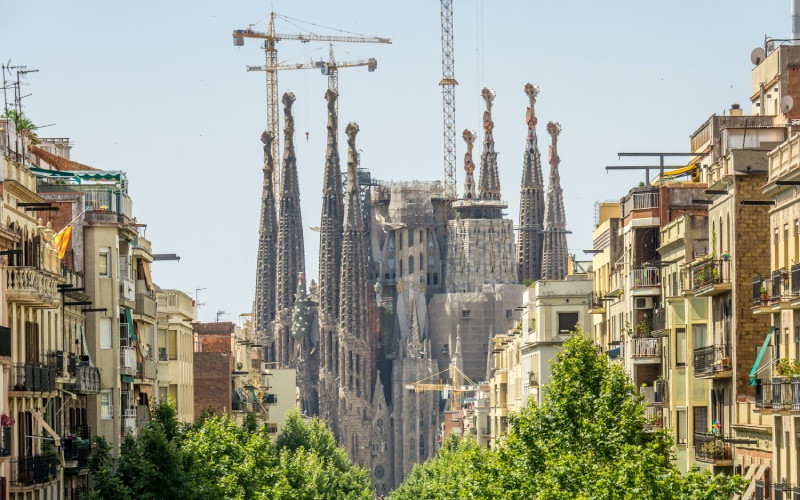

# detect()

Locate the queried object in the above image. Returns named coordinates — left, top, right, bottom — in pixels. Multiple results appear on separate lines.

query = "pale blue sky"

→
left=1, top=1, right=788, bottom=321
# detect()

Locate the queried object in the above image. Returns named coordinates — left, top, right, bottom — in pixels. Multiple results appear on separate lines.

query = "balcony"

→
left=690, top=258, right=731, bottom=296
left=9, top=363, right=56, bottom=392
left=6, top=266, right=61, bottom=308
left=694, top=433, right=733, bottom=466
left=120, top=346, right=136, bottom=375
left=10, top=455, right=59, bottom=487
left=122, top=410, right=137, bottom=436
left=771, top=482, right=800, bottom=500
left=65, top=365, right=101, bottom=394
left=134, top=286, right=157, bottom=319
left=693, top=345, right=732, bottom=378
left=82, top=189, right=133, bottom=220
left=632, top=191, right=659, bottom=210
left=137, top=358, right=157, bottom=380
left=651, top=308, right=666, bottom=335
left=588, top=291, right=606, bottom=314
left=44, top=350, right=65, bottom=378
left=120, top=277, right=135, bottom=305
left=756, top=377, right=800, bottom=413
left=631, top=337, right=661, bottom=363
left=631, top=267, right=660, bottom=291
left=644, top=405, right=663, bottom=430
left=62, top=426, right=91, bottom=472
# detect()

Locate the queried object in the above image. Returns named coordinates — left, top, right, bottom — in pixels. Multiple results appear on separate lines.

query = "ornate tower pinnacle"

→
left=518, top=82, right=546, bottom=283
left=406, top=298, right=423, bottom=358
left=462, top=129, right=477, bottom=199
left=541, top=121, right=569, bottom=280
left=274, top=91, right=306, bottom=366
left=318, top=88, right=344, bottom=432
left=338, top=121, right=372, bottom=465
left=255, top=131, right=278, bottom=360
left=478, top=87, right=501, bottom=201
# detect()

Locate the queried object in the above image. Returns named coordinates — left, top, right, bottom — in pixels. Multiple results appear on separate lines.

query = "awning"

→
left=125, top=309, right=135, bottom=341
left=750, top=326, right=775, bottom=385
left=121, top=374, right=135, bottom=384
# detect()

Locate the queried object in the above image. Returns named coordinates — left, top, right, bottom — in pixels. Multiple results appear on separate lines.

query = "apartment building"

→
left=155, top=289, right=195, bottom=423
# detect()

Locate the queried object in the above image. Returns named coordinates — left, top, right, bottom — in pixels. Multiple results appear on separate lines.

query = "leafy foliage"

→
left=87, top=402, right=372, bottom=500
left=392, top=331, right=746, bottom=500
left=1, top=109, right=39, bottom=143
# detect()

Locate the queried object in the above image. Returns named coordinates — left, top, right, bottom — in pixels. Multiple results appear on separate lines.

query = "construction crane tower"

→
left=405, top=363, right=476, bottom=412
left=233, top=12, right=390, bottom=192
left=440, top=0, right=458, bottom=200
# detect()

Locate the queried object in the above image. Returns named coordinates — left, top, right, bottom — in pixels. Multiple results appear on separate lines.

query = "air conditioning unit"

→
left=635, top=297, right=653, bottom=310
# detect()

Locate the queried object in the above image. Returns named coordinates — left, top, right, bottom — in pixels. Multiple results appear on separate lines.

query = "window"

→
left=408, top=229, right=414, bottom=246
left=408, top=256, right=414, bottom=275
left=506, top=310, right=513, bottom=319
left=168, top=330, right=178, bottom=360
left=419, top=252, right=423, bottom=271
left=428, top=255, right=435, bottom=268
left=461, top=310, right=470, bottom=318
left=693, top=406, right=708, bottom=434
left=676, top=409, right=687, bottom=444
left=693, top=324, right=707, bottom=349
left=98, top=248, right=111, bottom=277
left=399, top=260, right=403, bottom=277
left=158, top=329, right=167, bottom=361
left=100, top=318, right=112, bottom=349
left=100, top=390, right=113, bottom=419
left=676, top=328, right=686, bottom=366
left=558, top=312, right=579, bottom=335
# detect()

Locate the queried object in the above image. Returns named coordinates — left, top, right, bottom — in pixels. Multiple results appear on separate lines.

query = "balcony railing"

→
left=158, top=347, right=168, bottom=362
left=690, top=258, right=730, bottom=292
left=632, top=191, right=659, bottom=209
left=7, top=266, right=61, bottom=306
left=137, top=358, right=157, bottom=379
left=754, top=276, right=765, bottom=305
left=9, top=363, right=57, bottom=392
left=694, top=432, right=733, bottom=464
left=793, top=264, right=800, bottom=297
left=772, top=268, right=788, bottom=303
left=644, top=405, right=664, bottom=429
left=120, top=346, right=136, bottom=373
left=120, top=277, right=135, bottom=303
left=588, top=291, right=605, bottom=311
left=693, top=345, right=731, bottom=377
left=10, top=455, right=59, bottom=486
left=631, top=337, right=661, bottom=358
left=65, top=365, right=101, bottom=394
left=756, top=377, right=800, bottom=411
left=651, top=308, right=666, bottom=334
left=632, top=267, right=660, bottom=288
left=772, top=482, right=800, bottom=500
left=134, top=290, right=157, bottom=318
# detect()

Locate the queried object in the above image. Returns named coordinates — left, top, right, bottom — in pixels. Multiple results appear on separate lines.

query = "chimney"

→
left=794, top=0, right=800, bottom=43
left=730, top=103, right=743, bottom=116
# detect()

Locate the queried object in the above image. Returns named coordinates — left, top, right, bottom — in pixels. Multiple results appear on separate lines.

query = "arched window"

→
left=419, top=253, right=423, bottom=271
left=409, top=256, right=414, bottom=274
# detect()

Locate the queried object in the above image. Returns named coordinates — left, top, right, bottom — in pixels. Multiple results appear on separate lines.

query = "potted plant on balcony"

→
left=760, top=285, right=769, bottom=304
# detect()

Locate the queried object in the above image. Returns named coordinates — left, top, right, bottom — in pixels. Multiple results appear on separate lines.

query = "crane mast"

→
left=440, top=0, right=458, bottom=201
left=233, top=11, right=390, bottom=194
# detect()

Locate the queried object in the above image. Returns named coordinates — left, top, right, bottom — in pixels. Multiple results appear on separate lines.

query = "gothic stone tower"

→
left=541, top=121, right=569, bottom=280
left=274, top=92, right=306, bottom=366
left=254, top=130, right=277, bottom=360
left=518, top=83, right=545, bottom=283
left=337, top=122, right=372, bottom=466
left=370, top=370, right=392, bottom=496
left=478, top=87, right=501, bottom=201
left=390, top=292, right=438, bottom=488
left=317, top=89, right=344, bottom=434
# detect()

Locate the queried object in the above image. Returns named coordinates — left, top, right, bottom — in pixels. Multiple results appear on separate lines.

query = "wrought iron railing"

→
left=691, top=258, right=729, bottom=291
left=654, top=379, right=667, bottom=404
left=772, top=268, right=788, bottom=303
left=792, top=264, right=800, bottom=297
left=694, top=433, right=732, bottom=463
left=693, top=345, right=731, bottom=377
left=0, top=427, right=11, bottom=457
left=755, top=378, right=774, bottom=409
left=9, top=363, right=57, bottom=392
left=10, top=455, right=59, bottom=486
left=759, top=377, right=800, bottom=411
left=754, top=276, right=766, bottom=305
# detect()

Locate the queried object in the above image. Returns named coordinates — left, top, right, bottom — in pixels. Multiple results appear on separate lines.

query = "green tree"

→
left=1, top=109, right=39, bottom=144
left=392, top=331, right=746, bottom=499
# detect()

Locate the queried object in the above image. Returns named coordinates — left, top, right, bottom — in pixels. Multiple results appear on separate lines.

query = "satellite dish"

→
left=782, top=95, right=795, bottom=114
left=751, top=47, right=767, bottom=65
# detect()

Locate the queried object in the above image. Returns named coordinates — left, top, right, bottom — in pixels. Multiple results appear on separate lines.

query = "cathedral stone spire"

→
left=318, top=88, right=344, bottom=430
left=406, top=298, right=423, bottom=358
left=255, top=130, right=278, bottom=360
left=338, top=122, right=372, bottom=465
left=274, top=91, right=306, bottom=366
left=541, top=121, right=569, bottom=280
left=462, top=129, right=477, bottom=199
left=518, top=83, right=546, bottom=283
left=478, top=87, right=501, bottom=201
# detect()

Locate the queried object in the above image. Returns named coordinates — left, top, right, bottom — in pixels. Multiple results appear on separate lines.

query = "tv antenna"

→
left=216, top=309, right=229, bottom=322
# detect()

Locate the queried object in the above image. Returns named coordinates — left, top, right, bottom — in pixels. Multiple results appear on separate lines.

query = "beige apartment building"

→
left=155, top=289, right=195, bottom=423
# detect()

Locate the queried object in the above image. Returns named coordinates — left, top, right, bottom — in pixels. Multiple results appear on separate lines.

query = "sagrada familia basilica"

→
left=252, top=83, right=569, bottom=494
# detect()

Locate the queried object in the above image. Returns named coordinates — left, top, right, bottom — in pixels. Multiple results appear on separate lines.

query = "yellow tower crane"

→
left=405, top=364, right=477, bottom=412
left=233, top=12, right=391, bottom=192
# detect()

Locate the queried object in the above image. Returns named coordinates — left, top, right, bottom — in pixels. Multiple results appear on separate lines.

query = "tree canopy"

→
left=391, top=331, right=746, bottom=500
left=87, top=405, right=372, bottom=500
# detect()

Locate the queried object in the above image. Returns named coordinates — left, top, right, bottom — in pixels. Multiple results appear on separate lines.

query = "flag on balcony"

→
left=53, top=225, right=72, bottom=260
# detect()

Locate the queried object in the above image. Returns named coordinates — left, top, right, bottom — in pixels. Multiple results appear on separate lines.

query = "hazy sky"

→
left=1, top=1, right=788, bottom=322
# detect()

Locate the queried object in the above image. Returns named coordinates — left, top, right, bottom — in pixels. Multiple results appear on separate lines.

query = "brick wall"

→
left=193, top=351, right=232, bottom=420
left=193, top=322, right=234, bottom=354
left=733, top=174, right=772, bottom=397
